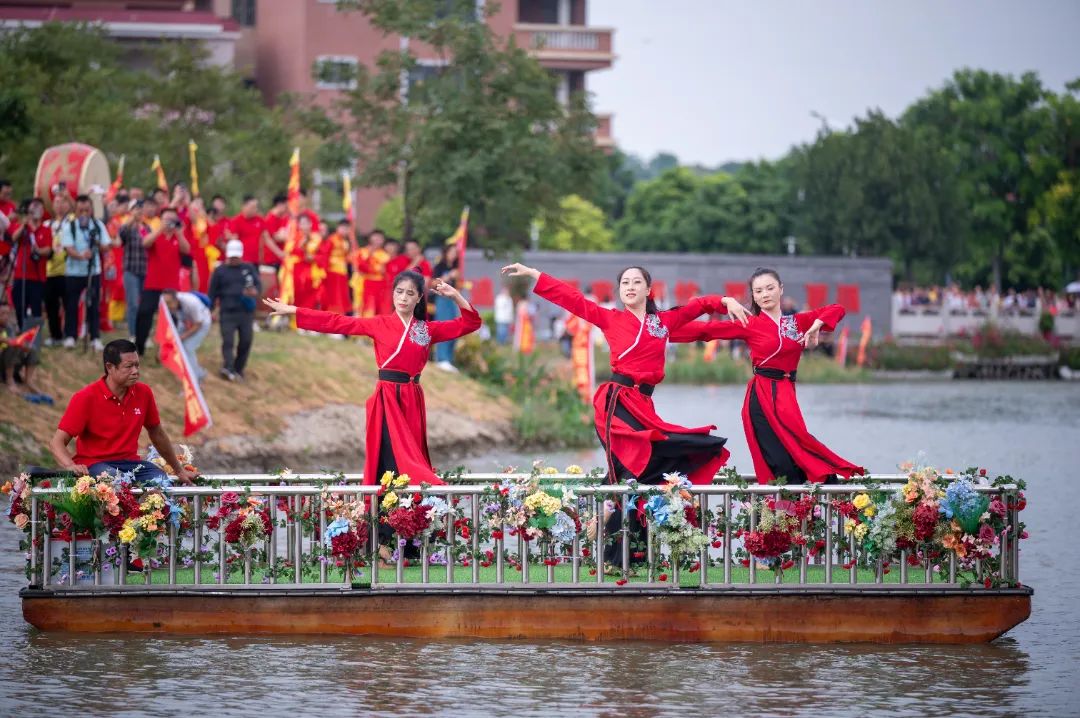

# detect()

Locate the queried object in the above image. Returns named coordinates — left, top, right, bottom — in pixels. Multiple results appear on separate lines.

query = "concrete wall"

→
left=461, top=250, right=895, bottom=337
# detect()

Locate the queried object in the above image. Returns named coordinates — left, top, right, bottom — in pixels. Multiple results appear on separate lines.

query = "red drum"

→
left=34, top=143, right=112, bottom=218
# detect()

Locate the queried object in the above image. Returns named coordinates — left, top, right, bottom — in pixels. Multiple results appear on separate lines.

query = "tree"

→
left=374, top=195, right=405, bottom=238
left=304, top=0, right=604, bottom=250
left=0, top=24, right=292, bottom=205
left=537, top=194, right=613, bottom=251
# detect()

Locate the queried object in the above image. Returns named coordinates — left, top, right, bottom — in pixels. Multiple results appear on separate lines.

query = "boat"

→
left=11, top=470, right=1031, bottom=643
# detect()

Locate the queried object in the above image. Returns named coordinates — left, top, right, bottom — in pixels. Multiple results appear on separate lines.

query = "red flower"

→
left=984, top=578, right=993, bottom=589
left=386, top=504, right=431, bottom=540
left=658, top=573, right=668, bottom=582
left=780, top=560, right=795, bottom=570
left=588, top=568, right=597, bottom=575
left=689, top=562, right=700, bottom=573
left=491, top=530, right=504, bottom=540
left=979, top=468, right=987, bottom=477
left=711, top=540, right=723, bottom=548
left=615, top=578, right=627, bottom=586
left=744, top=528, right=793, bottom=558
left=883, top=568, right=890, bottom=575
left=632, top=551, right=645, bottom=560
left=913, top=503, right=939, bottom=541
left=740, top=559, right=751, bottom=567
left=39, top=480, right=51, bottom=489
left=581, top=548, right=590, bottom=557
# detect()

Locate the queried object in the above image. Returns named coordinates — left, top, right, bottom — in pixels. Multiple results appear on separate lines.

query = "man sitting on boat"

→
left=47, top=338, right=195, bottom=486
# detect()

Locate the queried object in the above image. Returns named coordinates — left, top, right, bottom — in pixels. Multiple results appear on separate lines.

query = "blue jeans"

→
left=182, top=322, right=211, bottom=380
left=495, top=323, right=510, bottom=345
left=123, top=271, right=144, bottom=337
left=87, top=459, right=170, bottom=486
left=434, top=295, right=460, bottom=363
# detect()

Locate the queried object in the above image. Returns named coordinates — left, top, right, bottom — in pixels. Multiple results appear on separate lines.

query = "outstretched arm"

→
left=669, top=319, right=749, bottom=343
left=428, top=280, right=482, bottom=342
left=502, top=263, right=612, bottom=328
left=263, top=297, right=379, bottom=337
left=796, top=304, right=846, bottom=348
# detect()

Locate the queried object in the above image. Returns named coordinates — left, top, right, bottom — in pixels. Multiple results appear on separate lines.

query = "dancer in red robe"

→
left=502, top=262, right=748, bottom=486
left=670, top=267, right=864, bottom=485
left=263, top=272, right=481, bottom=486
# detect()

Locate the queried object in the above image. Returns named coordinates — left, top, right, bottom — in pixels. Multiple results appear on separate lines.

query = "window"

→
left=313, top=56, right=359, bottom=90
left=405, top=60, right=448, bottom=102
left=231, top=0, right=256, bottom=27
left=519, top=0, right=559, bottom=24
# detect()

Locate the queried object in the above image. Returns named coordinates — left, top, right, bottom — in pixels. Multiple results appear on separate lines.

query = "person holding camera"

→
left=134, top=206, right=190, bottom=356
left=6, top=198, right=53, bottom=330
left=60, top=195, right=112, bottom=351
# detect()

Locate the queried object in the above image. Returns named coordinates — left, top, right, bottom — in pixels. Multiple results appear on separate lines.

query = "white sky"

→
left=587, top=0, right=1080, bottom=164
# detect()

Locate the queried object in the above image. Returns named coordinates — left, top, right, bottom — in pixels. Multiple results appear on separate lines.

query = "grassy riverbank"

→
left=0, top=328, right=519, bottom=476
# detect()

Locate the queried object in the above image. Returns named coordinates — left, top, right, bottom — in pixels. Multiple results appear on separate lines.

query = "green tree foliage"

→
left=0, top=24, right=291, bottom=205
left=303, top=0, right=604, bottom=249
left=537, top=194, right=613, bottom=251
left=374, top=195, right=405, bottom=238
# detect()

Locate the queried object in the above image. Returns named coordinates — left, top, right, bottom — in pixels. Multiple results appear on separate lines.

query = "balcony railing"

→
left=514, top=23, right=614, bottom=69
left=16, top=471, right=1025, bottom=593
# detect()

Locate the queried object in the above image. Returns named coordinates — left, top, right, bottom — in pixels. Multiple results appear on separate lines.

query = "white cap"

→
left=225, top=239, right=244, bottom=259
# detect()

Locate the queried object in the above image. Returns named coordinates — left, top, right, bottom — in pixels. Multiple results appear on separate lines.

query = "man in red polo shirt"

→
left=49, top=339, right=194, bottom=485
left=228, top=195, right=281, bottom=266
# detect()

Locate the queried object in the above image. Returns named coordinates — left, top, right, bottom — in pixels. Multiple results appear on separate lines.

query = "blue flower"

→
left=324, top=518, right=351, bottom=545
left=167, top=502, right=184, bottom=528
left=646, top=495, right=672, bottom=526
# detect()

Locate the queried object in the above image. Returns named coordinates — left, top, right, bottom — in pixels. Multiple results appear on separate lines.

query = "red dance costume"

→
left=671, top=306, right=864, bottom=484
left=532, top=273, right=730, bottom=485
left=295, top=305, right=482, bottom=485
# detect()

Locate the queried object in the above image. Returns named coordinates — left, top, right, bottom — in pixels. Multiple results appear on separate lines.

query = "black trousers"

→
left=134, top=289, right=162, bottom=355
left=10, top=279, right=44, bottom=331
left=220, top=311, right=254, bottom=374
left=63, top=275, right=100, bottom=341
left=44, top=276, right=65, bottom=340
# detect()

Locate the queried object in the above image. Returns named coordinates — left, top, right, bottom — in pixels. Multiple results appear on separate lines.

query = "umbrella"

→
left=1066, top=281, right=1080, bottom=294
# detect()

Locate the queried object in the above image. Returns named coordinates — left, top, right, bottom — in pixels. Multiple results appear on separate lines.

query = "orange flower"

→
left=941, top=533, right=958, bottom=550
left=0, top=481, right=11, bottom=495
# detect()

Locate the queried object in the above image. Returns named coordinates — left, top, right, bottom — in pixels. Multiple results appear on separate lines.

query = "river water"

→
left=1, top=381, right=1077, bottom=717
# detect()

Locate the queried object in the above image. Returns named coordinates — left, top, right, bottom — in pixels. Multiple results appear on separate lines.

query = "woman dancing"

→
left=264, top=271, right=481, bottom=486
left=503, top=263, right=752, bottom=485
left=670, top=267, right=864, bottom=484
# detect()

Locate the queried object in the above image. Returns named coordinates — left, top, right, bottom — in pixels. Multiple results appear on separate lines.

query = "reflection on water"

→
left=1, top=382, right=1077, bottom=717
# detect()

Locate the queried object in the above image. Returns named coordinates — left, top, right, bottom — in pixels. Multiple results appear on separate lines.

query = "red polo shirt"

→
left=229, top=213, right=267, bottom=264
left=0, top=199, right=15, bottom=219
left=9, top=223, right=53, bottom=281
left=58, top=378, right=161, bottom=465
left=145, top=231, right=183, bottom=291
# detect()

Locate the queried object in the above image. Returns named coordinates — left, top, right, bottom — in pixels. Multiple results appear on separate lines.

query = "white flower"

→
left=280, top=468, right=296, bottom=481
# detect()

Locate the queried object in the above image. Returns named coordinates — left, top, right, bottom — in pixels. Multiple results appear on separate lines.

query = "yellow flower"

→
left=852, top=493, right=871, bottom=510
left=542, top=466, right=559, bottom=475
left=854, top=523, right=869, bottom=540
left=863, top=506, right=876, bottom=518
left=564, top=465, right=584, bottom=475
left=75, top=476, right=94, bottom=495
left=393, top=474, right=410, bottom=488
left=380, top=471, right=394, bottom=487
left=843, top=518, right=857, bottom=534
left=381, top=491, right=398, bottom=509
left=118, top=522, right=137, bottom=543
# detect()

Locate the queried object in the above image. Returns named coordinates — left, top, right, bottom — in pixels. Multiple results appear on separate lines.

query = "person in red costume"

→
left=502, top=262, right=749, bottom=486
left=670, top=267, right=864, bottom=485
left=263, top=272, right=481, bottom=486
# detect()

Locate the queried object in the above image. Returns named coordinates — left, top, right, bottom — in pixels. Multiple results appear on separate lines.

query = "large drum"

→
left=34, top=143, right=112, bottom=218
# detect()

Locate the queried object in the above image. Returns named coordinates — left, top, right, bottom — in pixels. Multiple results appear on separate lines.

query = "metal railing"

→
left=22, top=474, right=1023, bottom=592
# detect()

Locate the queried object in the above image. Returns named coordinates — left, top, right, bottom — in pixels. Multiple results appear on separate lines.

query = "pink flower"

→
left=978, top=524, right=996, bottom=544
left=989, top=499, right=1006, bottom=517
left=13, top=514, right=29, bottom=530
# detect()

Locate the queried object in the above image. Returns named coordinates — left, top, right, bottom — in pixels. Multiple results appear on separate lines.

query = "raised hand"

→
left=500, top=262, right=540, bottom=280
left=801, top=319, right=823, bottom=348
left=723, top=297, right=751, bottom=326
left=262, top=297, right=297, bottom=316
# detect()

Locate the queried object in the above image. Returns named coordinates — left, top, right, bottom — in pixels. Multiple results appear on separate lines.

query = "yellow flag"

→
left=188, top=140, right=200, bottom=197
left=342, top=171, right=353, bottom=221
left=151, top=155, right=168, bottom=192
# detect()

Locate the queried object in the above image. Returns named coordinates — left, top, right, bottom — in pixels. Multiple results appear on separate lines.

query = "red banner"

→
left=154, top=298, right=212, bottom=436
left=835, top=326, right=850, bottom=367
left=513, top=300, right=534, bottom=355
left=856, top=316, right=872, bottom=368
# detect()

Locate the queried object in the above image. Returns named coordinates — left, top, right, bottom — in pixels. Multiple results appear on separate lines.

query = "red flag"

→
left=855, top=316, right=872, bottom=368
left=513, top=300, right=534, bottom=355
left=287, top=148, right=301, bottom=217
left=566, top=315, right=594, bottom=404
left=5, top=325, right=39, bottom=351
left=835, top=326, right=850, bottom=367
left=154, top=298, right=212, bottom=436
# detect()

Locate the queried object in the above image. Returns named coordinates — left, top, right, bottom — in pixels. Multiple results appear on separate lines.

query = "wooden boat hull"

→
left=21, top=586, right=1032, bottom=643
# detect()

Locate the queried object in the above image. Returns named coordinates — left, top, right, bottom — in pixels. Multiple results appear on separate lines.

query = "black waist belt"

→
left=378, top=370, right=420, bottom=384
left=754, top=367, right=797, bottom=381
left=610, top=372, right=655, bottom=397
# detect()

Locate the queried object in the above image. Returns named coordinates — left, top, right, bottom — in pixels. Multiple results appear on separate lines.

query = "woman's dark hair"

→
left=748, top=267, right=782, bottom=315
left=616, top=266, right=658, bottom=314
left=393, top=270, right=427, bottom=321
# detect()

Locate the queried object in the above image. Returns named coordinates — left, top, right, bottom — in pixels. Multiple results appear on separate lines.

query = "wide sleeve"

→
left=669, top=319, right=749, bottom=343
left=796, top=304, right=846, bottom=332
left=295, top=307, right=380, bottom=337
left=659, top=295, right=725, bottom=331
left=533, top=273, right=612, bottom=328
left=429, top=304, right=483, bottom=342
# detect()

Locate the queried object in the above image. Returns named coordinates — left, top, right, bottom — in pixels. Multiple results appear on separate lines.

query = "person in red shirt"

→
left=227, top=196, right=280, bottom=266
left=134, top=207, right=190, bottom=356
left=48, top=338, right=195, bottom=485
left=670, top=267, right=865, bottom=485
left=386, top=239, right=432, bottom=286
left=264, top=193, right=290, bottom=256
left=7, top=198, right=53, bottom=330
left=0, top=179, right=15, bottom=220
left=315, top=220, right=353, bottom=315
left=289, top=214, right=323, bottom=310
left=264, top=273, right=481, bottom=487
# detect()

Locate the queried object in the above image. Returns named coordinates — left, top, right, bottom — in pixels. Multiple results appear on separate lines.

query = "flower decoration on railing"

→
left=741, top=494, right=815, bottom=569
left=642, top=473, right=710, bottom=564
left=117, top=491, right=182, bottom=561
left=146, top=444, right=199, bottom=485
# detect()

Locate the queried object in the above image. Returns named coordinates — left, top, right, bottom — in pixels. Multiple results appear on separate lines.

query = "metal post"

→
left=446, top=497, right=455, bottom=584
left=594, top=494, right=604, bottom=585
left=748, top=501, right=757, bottom=585
left=799, top=516, right=808, bottom=584
left=93, top=540, right=102, bottom=586
left=824, top=500, right=833, bottom=584
left=849, top=530, right=857, bottom=584
left=244, top=547, right=252, bottom=584
left=168, top=524, right=177, bottom=585
left=42, top=510, right=52, bottom=587
left=118, top=544, right=127, bottom=585
left=900, top=549, right=908, bottom=584
left=396, top=534, right=404, bottom=584
left=293, top=495, right=303, bottom=585
left=646, top=520, right=654, bottom=584
left=1010, top=495, right=1020, bottom=582
left=496, top=517, right=505, bottom=584
left=521, top=530, right=530, bottom=584
left=67, top=536, right=75, bottom=586
left=699, top=493, right=708, bottom=587
left=193, top=495, right=203, bottom=585
left=421, top=539, right=430, bottom=584
left=546, top=541, right=555, bottom=584
left=723, top=492, right=731, bottom=584
left=471, top=496, right=480, bottom=585
left=369, top=494, right=379, bottom=587
left=267, top=497, right=276, bottom=585
left=29, top=496, right=38, bottom=586
left=620, top=497, right=629, bottom=577
left=876, top=559, right=884, bottom=584
left=319, top=499, right=328, bottom=584
left=571, top=527, right=580, bottom=584
left=948, top=552, right=957, bottom=584
left=924, top=547, right=932, bottom=584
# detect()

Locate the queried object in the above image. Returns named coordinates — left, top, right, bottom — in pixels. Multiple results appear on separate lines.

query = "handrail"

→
left=19, top=475, right=1025, bottom=595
